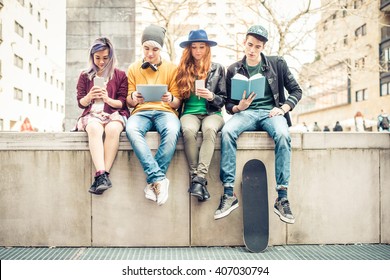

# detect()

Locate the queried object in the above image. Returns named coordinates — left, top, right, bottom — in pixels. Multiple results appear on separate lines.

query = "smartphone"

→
left=195, top=80, right=205, bottom=92
left=94, top=76, right=105, bottom=88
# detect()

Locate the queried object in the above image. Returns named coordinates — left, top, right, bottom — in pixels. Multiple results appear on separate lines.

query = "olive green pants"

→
left=180, top=114, right=224, bottom=178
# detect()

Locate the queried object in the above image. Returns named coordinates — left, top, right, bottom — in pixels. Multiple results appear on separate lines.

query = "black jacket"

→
left=225, top=54, right=302, bottom=126
left=181, top=62, right=226, bottom=116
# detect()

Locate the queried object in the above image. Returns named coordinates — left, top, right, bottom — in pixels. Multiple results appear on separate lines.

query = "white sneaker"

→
left=144, top=183, right=157, bottom=201
left=156, top=178, right=169, bottom=206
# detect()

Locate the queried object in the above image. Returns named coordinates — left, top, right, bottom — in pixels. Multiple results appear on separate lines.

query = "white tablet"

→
left=136, top=84, right=167, bottom=102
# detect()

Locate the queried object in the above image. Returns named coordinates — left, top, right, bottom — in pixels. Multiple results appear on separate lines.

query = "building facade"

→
left=297, top=0, right=390, bottom=131
left=64, top=0, right=135, bottom=131
left=0, top=0, right=65, bottom=132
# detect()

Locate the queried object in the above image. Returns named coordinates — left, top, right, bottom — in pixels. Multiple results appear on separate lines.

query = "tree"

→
left=143, top=0, right=209, bottom=62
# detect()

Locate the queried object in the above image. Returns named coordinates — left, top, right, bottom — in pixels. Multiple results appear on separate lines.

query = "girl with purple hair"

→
left=76, top=37, right=129, bottom=195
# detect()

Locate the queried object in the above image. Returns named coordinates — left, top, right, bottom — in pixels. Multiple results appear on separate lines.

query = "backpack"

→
left=380, top=116, right=390, bottom=129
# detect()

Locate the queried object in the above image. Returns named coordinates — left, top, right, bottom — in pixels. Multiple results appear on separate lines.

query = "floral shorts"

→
left=76, top=111, right=126, bottom=131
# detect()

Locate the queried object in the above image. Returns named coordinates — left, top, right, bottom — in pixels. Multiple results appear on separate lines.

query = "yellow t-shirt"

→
left=127, top=59, right=181, bottom=116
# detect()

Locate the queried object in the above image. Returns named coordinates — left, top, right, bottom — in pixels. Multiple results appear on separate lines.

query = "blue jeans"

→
left=125, top=110, right=181, bottom=184
left=220, top=109, right=291, bottom=190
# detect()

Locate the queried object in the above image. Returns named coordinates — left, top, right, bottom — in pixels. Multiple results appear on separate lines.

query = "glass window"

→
left=14, top=87, right=23, bottom=101
left=14, top=21, right=24, bottom=37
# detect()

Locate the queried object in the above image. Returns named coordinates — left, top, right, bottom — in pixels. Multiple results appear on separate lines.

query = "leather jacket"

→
left=226, top=54, right=302, bottom=126
left=181, top=62, right=226, bottom=116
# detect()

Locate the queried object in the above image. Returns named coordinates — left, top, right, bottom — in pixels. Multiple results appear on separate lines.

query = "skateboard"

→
left=242, top=159, right=269, bottom=253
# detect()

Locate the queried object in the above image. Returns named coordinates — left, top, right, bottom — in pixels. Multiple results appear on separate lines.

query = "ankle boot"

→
left=200, top=184, right=210, bottom=201
left=189, top=176, right=206, bottom=200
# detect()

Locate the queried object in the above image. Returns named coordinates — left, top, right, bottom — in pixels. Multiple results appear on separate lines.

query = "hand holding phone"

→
left=94, top=76, right=105, bottom=88
left=195, top=80, right=205, bottom=100
left=93, top=76, right=106, bottom=103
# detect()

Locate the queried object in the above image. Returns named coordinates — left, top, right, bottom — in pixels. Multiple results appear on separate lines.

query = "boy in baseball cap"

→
left=215, top=25, right=302, bottom=224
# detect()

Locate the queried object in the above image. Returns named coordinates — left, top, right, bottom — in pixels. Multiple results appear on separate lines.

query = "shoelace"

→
left=281, top=200, right=292, bottom=215
left=151, top=182, right=160, bottom=195
left=96, top=174, right=107, bottom=186
left=217, top=196, right=227, bottom=210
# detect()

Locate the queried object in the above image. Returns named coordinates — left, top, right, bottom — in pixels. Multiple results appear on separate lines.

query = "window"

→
left=14, top=54, right=23, bottom=69
left=37, top=67, right=40, bottom=78
left=0, top=119, right=3, bottom=131
left=355, top=57, right=365, bottom=69
left=29, top=33, right=32, bottom=44
left=14, top=87, right=23, bottom=101
left=353, top=0, right=363, bottom=9
left=381, top=47, right=390, bottom=70
left=14, top=21, right=24, bottom=37
left=381, top=82, right=390, bottom=96
left=355, top=24, right=367, bottom=37
left=37, top=11, right=41, bottom=22
left=343, top=35, right=348, bottom=46
left=29, top=3, right=33, bottom=14
left=28, top=63, right=32, bottom=74
left=355, top=89, right=367, bottom=102
left=0, top=20, right=3, bottom=43
left=36, top=96, right=40, bottom=106
left=45, top=19, right=48, bottom=29
left=37, top=39, right=40, bottom=50
left=28, top=93, right=32, bottom=104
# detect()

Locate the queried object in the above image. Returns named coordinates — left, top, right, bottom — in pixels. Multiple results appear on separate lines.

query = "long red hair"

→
left=176, top=45, right=211, bottom=99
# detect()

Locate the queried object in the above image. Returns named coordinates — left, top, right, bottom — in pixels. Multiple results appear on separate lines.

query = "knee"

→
left=181, top=125, right=197, bottom=138
left=86, top=122, right=103, bottom=137
left=202, top=126, right=218, bottom=139
left=105, top=125, right=122, bottom=139
left=273, top=128, right=290, bottom=144
left=221, top=124, right=235, bottom=140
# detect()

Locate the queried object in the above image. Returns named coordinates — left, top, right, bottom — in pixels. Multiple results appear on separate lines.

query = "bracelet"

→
left=280, top=107, right=286, bottom=114
left=207, top=93, right=215, bottom=101
left=129, top=92, right=135, bottom=100
left=170, top=95, right=174, bottom=103
left=84, top=96, right=91, bottom=106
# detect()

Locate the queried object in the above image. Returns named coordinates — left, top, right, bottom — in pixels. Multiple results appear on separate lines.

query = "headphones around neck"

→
left=141, top=59, right=162, bottom=72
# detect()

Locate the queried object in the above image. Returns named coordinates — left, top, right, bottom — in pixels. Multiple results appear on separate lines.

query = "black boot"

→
left=200, top=184, right=210, bottom=201
left=189, top=176, right=206, bottom=200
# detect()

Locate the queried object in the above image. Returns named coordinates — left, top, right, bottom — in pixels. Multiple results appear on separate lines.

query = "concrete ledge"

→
left=0, top=132, right=389, bottom=246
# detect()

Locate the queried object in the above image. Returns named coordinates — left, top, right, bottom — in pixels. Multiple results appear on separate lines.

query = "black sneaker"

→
left=214, top=194, right=239, bottom=220
left=94, top=172, right=112, bottom=194
left=274, top=197, right=295, bottom=224
left=88, top=180, right=100, bottom=195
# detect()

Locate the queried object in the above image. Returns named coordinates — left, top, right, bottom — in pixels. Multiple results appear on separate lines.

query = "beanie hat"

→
left=141, top=25, right=166, bottom=48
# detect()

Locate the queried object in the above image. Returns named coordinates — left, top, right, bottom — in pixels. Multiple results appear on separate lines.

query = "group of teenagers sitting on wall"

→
left=75, top=24, right=302, bottom=225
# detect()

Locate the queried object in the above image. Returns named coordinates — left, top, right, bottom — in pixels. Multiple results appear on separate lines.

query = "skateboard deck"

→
left=242, top=159, right=269, bottom=253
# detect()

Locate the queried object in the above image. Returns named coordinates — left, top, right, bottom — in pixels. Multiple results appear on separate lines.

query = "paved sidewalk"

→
left=1, top=244, right=389, bottom=260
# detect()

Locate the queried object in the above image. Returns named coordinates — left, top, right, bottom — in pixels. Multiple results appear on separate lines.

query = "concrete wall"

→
left=0, top=132, right=389, bottom=247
